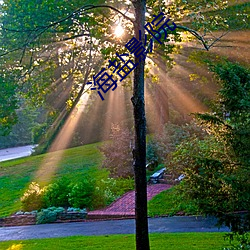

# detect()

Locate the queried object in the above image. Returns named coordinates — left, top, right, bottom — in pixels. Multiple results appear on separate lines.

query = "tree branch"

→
left=1, top=4, right=134, bottom=33
left=147, top=24, right=229, bottom=52
left=83, top=5, right=134, bottom=24
left=0, top=4, right=134, bottom=57
left=176, top=25, right=210, bottom=50
left=176, top=25, right=230, bottom=51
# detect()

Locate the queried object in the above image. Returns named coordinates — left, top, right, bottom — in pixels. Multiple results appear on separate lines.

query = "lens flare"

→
left=114, top=24, right=124, bottom=37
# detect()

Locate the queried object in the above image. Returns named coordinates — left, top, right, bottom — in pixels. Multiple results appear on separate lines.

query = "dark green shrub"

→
left=223, top=233, right=250, bottom=250
left=36, top=206, right=64, bottom=224
left=21, top=182, right=45, bottom=211
left=43, top=177, right=71, bottom=208
left=112, top=177, right=134, bottom=197
left=68, top=180, right=94, bottom=209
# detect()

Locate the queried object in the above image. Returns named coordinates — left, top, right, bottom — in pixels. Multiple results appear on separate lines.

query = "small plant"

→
left=36, top=206, right=64, bottom=224
left=93, top=178, right=117, bottom=208
left=21, top=182, right=45, bottom=211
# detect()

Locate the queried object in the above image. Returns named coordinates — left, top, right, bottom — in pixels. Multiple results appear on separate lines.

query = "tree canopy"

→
left=0, top=0, right=245, bottom=133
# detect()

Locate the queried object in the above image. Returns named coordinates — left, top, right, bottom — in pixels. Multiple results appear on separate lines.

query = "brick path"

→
left=88, top=184, right=171, bottom=219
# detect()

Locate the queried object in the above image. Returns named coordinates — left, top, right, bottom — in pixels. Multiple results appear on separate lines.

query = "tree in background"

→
left=147, top=122, right=206, bottom=169
left=0, top=74, right=18, bottom=136
left=99, top=124, right=133, bottom=178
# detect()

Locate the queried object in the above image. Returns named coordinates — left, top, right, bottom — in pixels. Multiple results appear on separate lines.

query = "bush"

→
left=36, top=206, right=64, bottom=224
left=93, top=178, right=117, bottom=208
left=114, top=177, right=135, bottom=196
left=168, top=62, right=250, bottom=233
left=223, top=233, right=250, bottom=250
left=43, top=177, right=71, bottom=208
left=68, top=180, right=94, bottom=209
left=93, top=177, right=134, bottom=209
left=67, top=207, right=86, bottom=213
left=21, top=182, right=45, bottom=211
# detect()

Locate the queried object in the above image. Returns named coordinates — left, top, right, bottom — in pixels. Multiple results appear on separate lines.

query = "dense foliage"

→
left=36, top=206, right=64, bottom=224
left=168, top=61, right=250, bottom=233
left=43, top=177, right=71, bottom=208
left=21, top=175, right=134, bottom=212
left=0, top=0, right=247, bottom=139
left=21, top=182, right=45, bottom=211
left=0, top=75, right=18, bottom=136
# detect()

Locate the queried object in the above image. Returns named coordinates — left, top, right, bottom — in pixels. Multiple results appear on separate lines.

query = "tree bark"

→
left=131, top=1, right=150, bottom=250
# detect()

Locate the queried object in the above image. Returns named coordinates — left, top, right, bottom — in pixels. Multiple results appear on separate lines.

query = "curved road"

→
left=0, top=216, right=229, bottom=241
left=0, top=145, right=36, bottom=162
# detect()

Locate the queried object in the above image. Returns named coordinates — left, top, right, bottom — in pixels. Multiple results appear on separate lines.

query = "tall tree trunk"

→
left=132, top=1, right=150, bottom=250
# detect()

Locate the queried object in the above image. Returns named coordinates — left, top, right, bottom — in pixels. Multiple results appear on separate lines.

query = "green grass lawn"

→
left=0, top=233, right=230, bottom=250
left=0, top=140, right=186, bottom=219
left=148, top=186, right=199, bottom=217
left=0, top=143, right=104, bottom=217
left=0, top=140, right=197, bottom=218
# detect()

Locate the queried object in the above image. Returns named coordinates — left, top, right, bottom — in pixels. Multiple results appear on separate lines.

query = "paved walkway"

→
left=88, top=184, right=171, bottom=218
left=0, top=216, right=230, bottom=241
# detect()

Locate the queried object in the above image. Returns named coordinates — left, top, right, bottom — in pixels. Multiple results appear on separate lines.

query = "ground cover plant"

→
left=0, top=233, right=232, bottom=250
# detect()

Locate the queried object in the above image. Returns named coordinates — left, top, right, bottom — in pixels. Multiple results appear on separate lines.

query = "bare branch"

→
left=175, top=25, right=209, bottom=50
left=206, top=30, right=230, bottom=49
left=176, top=25, right=230, bottom=50
left=56, top=33, right=91, bottom=43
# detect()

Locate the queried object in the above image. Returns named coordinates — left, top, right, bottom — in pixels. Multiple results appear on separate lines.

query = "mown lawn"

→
left=0, top=233, right=230, bottom=250
left=0, top=143, right=104, bottom=217
left=148, top=186, right=199, bottom=217
left=0, top=140, right=189, bottom=219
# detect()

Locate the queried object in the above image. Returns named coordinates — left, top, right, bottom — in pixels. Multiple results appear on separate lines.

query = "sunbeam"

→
left=35, top=93, right=89, bottom=184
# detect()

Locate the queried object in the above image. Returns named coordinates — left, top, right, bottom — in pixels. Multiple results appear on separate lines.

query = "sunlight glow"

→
left=35, top=93, right=90, bottom=184
left=34, top=45, right=215, bottom=185
left=114, top=24, right=124, bottom=37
